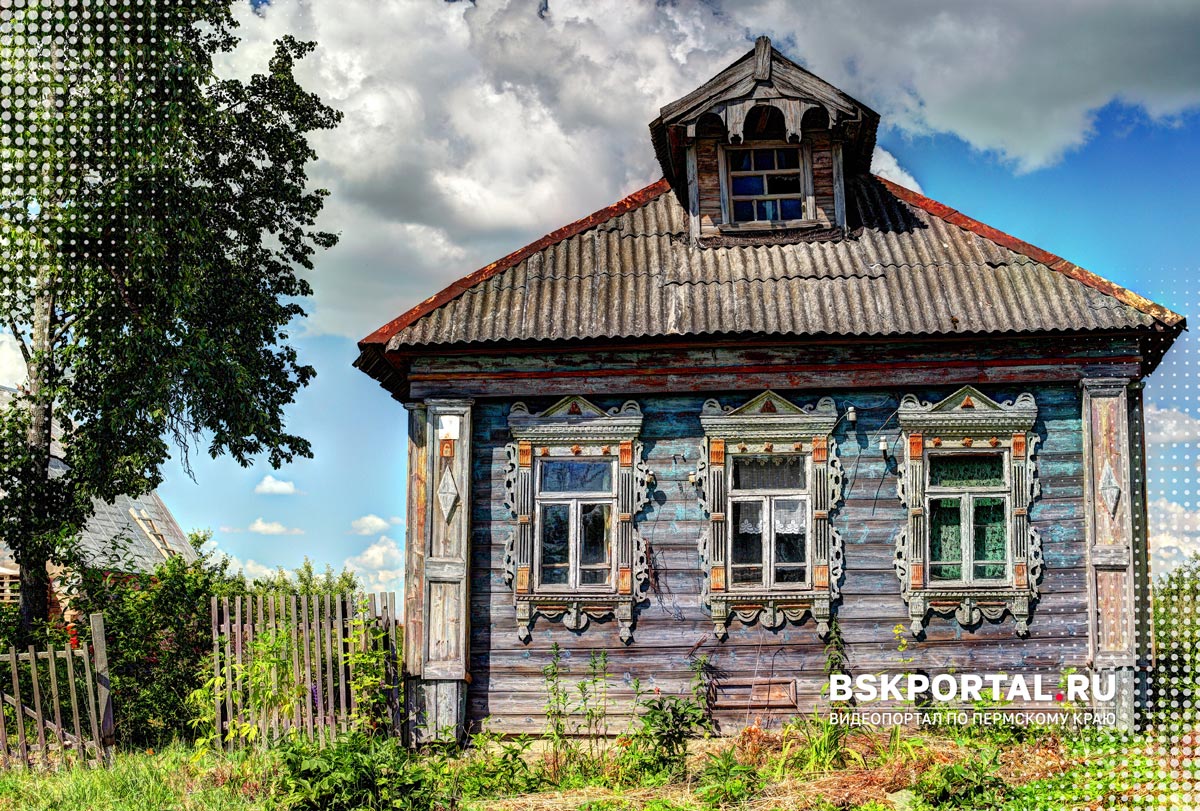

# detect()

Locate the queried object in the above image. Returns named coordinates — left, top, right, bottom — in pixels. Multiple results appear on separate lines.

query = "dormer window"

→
left=726, top=144, right=810, bottom=224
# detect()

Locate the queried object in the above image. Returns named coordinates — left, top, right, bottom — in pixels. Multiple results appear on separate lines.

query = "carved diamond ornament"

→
left=1099, top=461, right=1121, bottom=518
left=436, top=467, right=460, bottom=520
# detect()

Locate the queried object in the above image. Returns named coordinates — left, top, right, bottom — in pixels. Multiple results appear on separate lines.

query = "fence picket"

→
left=64, top=647, right=82, bottom=764
left=79, top=639, right=100, bottom=767
left=27, top=646, right=47, bottom=768
left=9, top=649, right=27, bottom=768
left=335, top=594, right=348, bottom=733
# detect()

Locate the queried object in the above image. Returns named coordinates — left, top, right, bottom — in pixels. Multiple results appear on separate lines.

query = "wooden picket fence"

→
left=210, top=593, right=401, bottom=748
left=0, top=613, right=113, bottom=770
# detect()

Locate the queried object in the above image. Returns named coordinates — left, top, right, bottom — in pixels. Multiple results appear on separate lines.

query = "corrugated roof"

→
left=0, top=386, right=196, bottom=572
left=366, top=175, right=1178, bottom=353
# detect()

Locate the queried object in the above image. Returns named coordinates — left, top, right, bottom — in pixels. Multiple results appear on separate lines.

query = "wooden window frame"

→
left=718, top=140, right=816, bottom=231
left=726, top=455, right=814, bottom=591
left=532, top=457, right=619, bottom=593
left=923, top=450, right=1012, bottom=588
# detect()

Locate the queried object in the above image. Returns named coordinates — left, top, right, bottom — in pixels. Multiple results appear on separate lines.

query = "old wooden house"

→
left=356, top=38, right=1183, bottom=741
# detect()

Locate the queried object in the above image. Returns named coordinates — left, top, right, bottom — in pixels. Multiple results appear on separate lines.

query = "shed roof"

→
left=357, top=175, right=1182, bottom=392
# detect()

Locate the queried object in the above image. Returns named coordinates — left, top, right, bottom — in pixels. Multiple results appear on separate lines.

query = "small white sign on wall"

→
left=437, top=414, right=461, bottom=441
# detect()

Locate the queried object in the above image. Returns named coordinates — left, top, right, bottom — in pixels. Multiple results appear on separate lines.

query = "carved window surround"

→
left=893, top=386, right=1042, bottom=637
left=695, top=392, right=842, bottom=639
left=503, top=396, right=652, bottom=643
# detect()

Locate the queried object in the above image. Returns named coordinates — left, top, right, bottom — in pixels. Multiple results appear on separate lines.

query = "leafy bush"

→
left=695, top=747, right=759, bottom=809
left=913, top=749, right=1008, bottom=809
left=614, top=688, right=711, bottom=784
left=278, top=731, right=431, bottom=811
left=1151, top=553, right=1200, bottom=730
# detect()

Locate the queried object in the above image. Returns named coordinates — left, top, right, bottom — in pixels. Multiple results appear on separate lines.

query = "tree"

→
left=0, top=2, right=340, bottom=639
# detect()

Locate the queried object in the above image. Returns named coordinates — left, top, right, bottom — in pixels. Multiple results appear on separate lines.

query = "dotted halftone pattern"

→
left=3, top=1, right=1200, bottom=807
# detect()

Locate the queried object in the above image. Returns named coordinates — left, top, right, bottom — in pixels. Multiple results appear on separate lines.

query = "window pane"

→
left=973, top=496, right=1007, bottom=579
left=540, top=504, right=570, bottom=585
left=929, top=455, right=1005, bottom=488
left=732, top=175, right=764, bottom=196
left=733, top=456, right=806, bottom=490
left=580, top=504, right=611, bottom=564
left=728, top=150, right=753, bottom=171
left=753, top=149, right=775, bottom=170
left=929, top=497, right=962, bottom=581
left=775, top=148, right=800, bottom=170
left=540, top=460, right=612, bottom=493
left=767, top=174, right=802, bottom=195
left=774, top=498, right=807, bottom=584
left=733, top=200, right=755, bottom=221
left=779, top=198, right=804, bottom=220
left=731, top=498, right=764, bottom=587
left=758, top=200, right=780, bottom=221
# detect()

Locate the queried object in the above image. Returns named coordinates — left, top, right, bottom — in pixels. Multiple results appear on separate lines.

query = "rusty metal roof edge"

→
left=874, top=175, right=1186, bottom=331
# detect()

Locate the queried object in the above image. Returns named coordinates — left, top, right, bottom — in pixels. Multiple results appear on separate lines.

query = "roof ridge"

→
left=359, top=178, right=673, bottom=349
left=873, top=175, right=1184, bottom=328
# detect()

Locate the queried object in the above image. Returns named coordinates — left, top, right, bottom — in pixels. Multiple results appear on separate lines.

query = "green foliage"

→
left=541, top=642, right=576, bottom=781
left=773, top=714, right=863, bottom=779
left=247, top=558, right=359, bottom=596
left=346, top=597, right=394, bottom=734
left=63, top=531, right=244, bottom=748
left=0, top=0, right=339, bottom=637
left=913, top=749, right=1008, bottom=809
left=696, top=747, right=760, bottom=809
left=278, top=732, right=431, bottom=811
left=1152, top=552, right=1200, bottom=730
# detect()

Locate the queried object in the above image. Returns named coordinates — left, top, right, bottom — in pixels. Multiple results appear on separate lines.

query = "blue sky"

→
left=6, top=2, right=1199, bottom=590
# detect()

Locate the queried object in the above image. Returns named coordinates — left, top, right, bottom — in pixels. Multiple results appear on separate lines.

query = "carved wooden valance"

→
left=893, top=386, right=1042, bottom=636
left=503, top=396, right=652, bottom=643
left=694, top=392, right=843, bottom=638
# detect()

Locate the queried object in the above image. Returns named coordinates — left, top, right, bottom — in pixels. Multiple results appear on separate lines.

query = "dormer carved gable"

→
left=651, top=37, right=879, bottom=245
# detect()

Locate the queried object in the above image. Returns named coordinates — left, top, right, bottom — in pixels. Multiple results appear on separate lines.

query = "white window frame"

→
left=726, top=453, right=814, bottom=592
left=532, top=457, right=619, bottom=593
left=924, top=449, right=1012, bottom=587
left=719, top=140, right=814, bottom=230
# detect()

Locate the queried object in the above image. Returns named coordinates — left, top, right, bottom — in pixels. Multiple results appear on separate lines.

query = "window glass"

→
left=731, top=501, right=764, bottom=586
left=768, top=174, right=802, bottom=195
left=732, top=175, right=764, bottom=196
left=733, top=200, right=755, bottom=221
left=758, top=200, right=780, bottom=221
left=972, top=497, right=1007, bottom=579
left=732, top=456, right=806, bottom=491
left=579, top=503, right=612, bottom=585
left=540, top=504, right=570, bottom=585
left=773, top=499, right=807, bottom=583
left=779, top=199, right=804, bottom=220
left=540, top=460, right=612, bottom=493
left=753, top=149, right=775, bottom=170
left=728, top=151, right=753, bottom=171
left=929, top=455, right=1005, bottom=488
left=929, top=497, right=963, bottom=581
left=775, top=148, right=800, bottom=170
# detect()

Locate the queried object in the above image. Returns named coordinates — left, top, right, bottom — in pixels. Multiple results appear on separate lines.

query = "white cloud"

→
left=344, top=535, right=405, bottom=595
left=1146, top=403, right=1200, bottom=445
left=0, top=333, right=26, bottom=388
left=350, top=513, right=398, bottom=536
left=872, top=147, right=923, bottom=194
left=1151, top=498, right=1200, bottom=575
left=217, top=1, right=1200, bottom=340
left=248, top=517, right=305, bottom=536
left=254, top=474, right=298, bottom=495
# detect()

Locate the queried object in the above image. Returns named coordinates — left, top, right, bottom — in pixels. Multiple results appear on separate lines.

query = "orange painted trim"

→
left=359, top=178, right=674, bottom=349
left=874, top=175, right=1184, bottom=329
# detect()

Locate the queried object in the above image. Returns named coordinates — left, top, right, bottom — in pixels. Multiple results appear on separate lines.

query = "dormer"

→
left=650, top=36, right=879, bottom=245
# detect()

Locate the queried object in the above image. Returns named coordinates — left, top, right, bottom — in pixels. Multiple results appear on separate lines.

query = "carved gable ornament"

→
left=893, top=386, right=1043, bottom=637
left=503, top=396, right=653, bottom=643
left=695, top=392, right=844, bottom=638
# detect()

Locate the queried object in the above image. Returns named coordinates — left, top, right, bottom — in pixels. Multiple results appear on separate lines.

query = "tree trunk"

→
left=17, top=276, right=56, bottom=642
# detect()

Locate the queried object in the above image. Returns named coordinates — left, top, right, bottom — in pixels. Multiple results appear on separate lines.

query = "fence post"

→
left=89, top=613, right=114, bottom=765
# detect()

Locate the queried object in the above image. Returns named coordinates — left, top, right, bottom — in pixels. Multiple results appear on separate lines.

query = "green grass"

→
left=0, top=745, right=281, bottom=811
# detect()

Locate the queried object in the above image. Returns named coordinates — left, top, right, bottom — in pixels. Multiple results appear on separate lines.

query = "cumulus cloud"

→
left=1146, top=403, right=1200, bottom=445
left=871, top=147, right=923, bottom=194
left=0, top=334, right=25, bottom=389
left=350, top=514, right=399, bottom=536
left=217, top=1, right=1200, bottom=340
left=1150, top=498, right=1200, bottom=574
left=344, top=535, right=404, bottom=595
left=245, top=517, right=305, bottom=536
left=254, top=474, right=299, bottom=495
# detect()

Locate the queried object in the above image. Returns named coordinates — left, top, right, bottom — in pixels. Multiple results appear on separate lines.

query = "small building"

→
left=0, top=386, right=196, bottom=611
left=356, top=38, right=1183, bottom=740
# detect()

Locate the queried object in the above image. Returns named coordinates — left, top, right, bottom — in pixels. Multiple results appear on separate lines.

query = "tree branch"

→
left=7, top=320, right=31, bottom=365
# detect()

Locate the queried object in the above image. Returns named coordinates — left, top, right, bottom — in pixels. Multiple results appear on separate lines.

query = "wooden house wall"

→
left=465, top=383, right=1090, bottom=733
